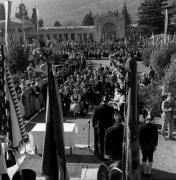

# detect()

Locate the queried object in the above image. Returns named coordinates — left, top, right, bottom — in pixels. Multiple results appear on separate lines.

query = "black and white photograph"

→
left=0, top=0, right=176, bottom=179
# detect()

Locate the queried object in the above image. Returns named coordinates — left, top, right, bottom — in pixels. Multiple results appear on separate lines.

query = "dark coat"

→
left=92, top=103, right=114, bottom=129
left=139, top=123, right=158, bottom=151
left=105, top=124, right=124, bottom=160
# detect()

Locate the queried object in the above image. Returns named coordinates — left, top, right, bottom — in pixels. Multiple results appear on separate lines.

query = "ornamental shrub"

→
left=138, top=81, right=162, bottom=117
left=150, top=42, right=176, bottom=79
left=163, top=62, right=176, bottom=97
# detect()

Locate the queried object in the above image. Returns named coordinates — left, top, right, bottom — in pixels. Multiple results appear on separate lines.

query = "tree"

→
left=138, top=0, right=168, bottom=35
left=38, top=18, right=44, bottom=28
left=82, top=10, right=94, bottom=26
left=54, top=21, right=61, bottom=27
left=122, top=2, right=131, bottom=36
left=122, top=3, right=131, bottom=26
left=31, top=8, right=37, bottom=26
left=15, top=3, right=30, bottom=20
left=0, top=3, right=5, bottom=20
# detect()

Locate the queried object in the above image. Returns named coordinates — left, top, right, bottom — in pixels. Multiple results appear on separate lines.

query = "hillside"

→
left=10, top=0, right=174, bottom=27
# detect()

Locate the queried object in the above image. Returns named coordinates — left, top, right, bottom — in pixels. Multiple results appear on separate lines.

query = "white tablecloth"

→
left=29, top=123, right=76, bottom=154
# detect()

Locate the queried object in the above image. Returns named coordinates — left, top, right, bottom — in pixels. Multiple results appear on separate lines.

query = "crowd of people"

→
left=14, top=76, right=47, bottom=120
left=12, top=39, right=175, bottom=180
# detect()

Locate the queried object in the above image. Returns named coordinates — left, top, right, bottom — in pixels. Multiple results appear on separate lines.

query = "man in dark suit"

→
left=92, top=96, right=114, bottom=160
left=104, top=111, right=124, bottom=161
left=139, top=113, right=158, bottom=177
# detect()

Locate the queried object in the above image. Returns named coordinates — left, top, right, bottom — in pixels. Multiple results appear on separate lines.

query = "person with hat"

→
left=92, top=96, right=114, bottom=160
left=139, top=111, right=158, bottom=177
left=104, top=110, right=124, bottom=161
left=161, top=92, right=175, bottom=139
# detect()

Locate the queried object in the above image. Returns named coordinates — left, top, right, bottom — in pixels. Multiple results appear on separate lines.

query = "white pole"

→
left=164, top=8, right=168, bottom=44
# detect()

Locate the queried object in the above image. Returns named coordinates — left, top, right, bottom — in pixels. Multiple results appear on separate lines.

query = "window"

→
left=83, top=33, right=87, bottom=41
left=71, top=33, right=75, bottom=41
left=18, top=28, right=22, bottom=33
left=46, top=34, right=50, bottom=40
left=53, top=34, right=57, bottom=40
left=59, top=34, right=62, bottom=42
left=78, top=33, right=82, bottom=41
left=89, top=33, right=93, bottom=41
left=39, top=34, right=44, bottom=40
left=64, top=33, right=68, bottom=41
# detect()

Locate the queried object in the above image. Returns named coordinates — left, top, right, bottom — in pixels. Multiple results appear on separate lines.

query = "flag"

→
left=164, top=8, right=168, bottom=44
left=122, top=57, right=140, bottom=180
left=4, top=61, right=29, bottom=150
left=42, top=64, right=69, bottom=180
left=4, top=0, right=12, bottom=45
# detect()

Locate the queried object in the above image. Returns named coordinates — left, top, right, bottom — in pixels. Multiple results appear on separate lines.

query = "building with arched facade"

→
left=26, top=12, right=125, bottom=42
left=94, top=13, right=125, bottom=41
left=0, top=12, right=125, bottom=44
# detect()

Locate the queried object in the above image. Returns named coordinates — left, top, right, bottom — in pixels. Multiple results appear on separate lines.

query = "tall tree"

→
left=82, top=10, right=94, bottom=26
left=0, top=3, right=5, bottom=20
left=31, top=8, right=37, bottom=26
left=138, top=0, right=168, bottom=35
left=38, top=18, right=44, bottom=28
left=15, top=3, right=30, bottom=20
left=54, top=21, right=61, bottom=27
left=122, top=2, right=131, bottom=26
left=122, top=3, right=131, bottom=36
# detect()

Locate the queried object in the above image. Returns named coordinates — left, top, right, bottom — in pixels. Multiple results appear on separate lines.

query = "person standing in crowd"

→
left=31, top=81, right=40, bottom=114
left=140, top=73, right=150, bottom=86
left=92, top=96, right=114, bottom=160
left=161, top=92, right=175, bottom=140
left=70, top=89, right=81, bottom=116
left=104, top=111, right=124, bottom=161
left=139, top=112, right=158, bottom=177
left=27, top=62, right=35, bottom=82
left=148, top=66, right=155, bottom=82
left=80, top=88, right=89, bottom=117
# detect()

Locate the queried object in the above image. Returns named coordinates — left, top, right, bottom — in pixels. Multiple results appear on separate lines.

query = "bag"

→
left=5, top=149, right=16, bottom=168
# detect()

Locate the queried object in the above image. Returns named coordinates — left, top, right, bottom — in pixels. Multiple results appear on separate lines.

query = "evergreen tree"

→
left=31, top=8, right=37, bottom=26
left=15, top=3, right=30, bottom=20
left=82, top=10, right=94, bottom=26
left=138, top=0, right=168, bottom=35
left=114, top=9, right=118, bottom=16
left=0, top=3, right=5, bottom=20
left=122, top=2, right=131, bottom=26
left=38, top=18, right=44, bottom=28
left=54, top=21, right=61, bottom=27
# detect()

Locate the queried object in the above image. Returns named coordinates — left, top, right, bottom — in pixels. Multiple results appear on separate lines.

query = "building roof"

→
left=0, top=17, right=23, bottom=25
left=39, top=26, right=95, bottom=31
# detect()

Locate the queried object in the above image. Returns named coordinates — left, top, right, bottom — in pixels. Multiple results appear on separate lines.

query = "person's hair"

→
left=114, top=110, right=123, bottom=122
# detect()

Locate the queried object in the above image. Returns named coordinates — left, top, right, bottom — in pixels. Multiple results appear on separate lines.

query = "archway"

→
left=103, top=22, right=116, bottom=41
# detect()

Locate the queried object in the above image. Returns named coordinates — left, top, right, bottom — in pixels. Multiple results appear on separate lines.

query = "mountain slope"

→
left=10, top=0, right=173, bottom=26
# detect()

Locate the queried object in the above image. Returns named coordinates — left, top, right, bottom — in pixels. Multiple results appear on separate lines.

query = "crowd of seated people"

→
left=14, top=39, right=144, bottom=120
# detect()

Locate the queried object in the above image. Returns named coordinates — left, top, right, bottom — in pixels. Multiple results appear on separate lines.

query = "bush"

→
left=163, top=62, right=176, bottom=97
left=142, top=46, right=155, bottom=67
left=150, top=42, right=176, bottom=79
left=139, top=82, right=162, bottom=117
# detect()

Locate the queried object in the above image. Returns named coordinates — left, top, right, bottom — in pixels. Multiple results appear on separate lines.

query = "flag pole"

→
left=164, top=8, right=168, bottom=44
